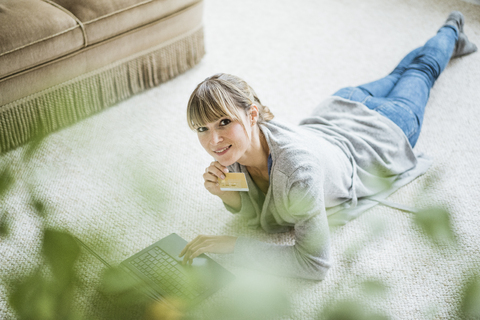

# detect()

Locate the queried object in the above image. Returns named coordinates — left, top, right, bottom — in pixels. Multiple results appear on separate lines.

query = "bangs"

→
left=187, top=81, right=244, bottom=130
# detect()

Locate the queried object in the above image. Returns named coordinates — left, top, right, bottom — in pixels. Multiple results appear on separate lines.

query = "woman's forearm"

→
left=218, top=191, right=241, bottom=211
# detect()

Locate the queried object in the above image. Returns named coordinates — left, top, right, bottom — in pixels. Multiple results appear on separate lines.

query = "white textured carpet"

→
left=1, top=0, right=480, bottom=319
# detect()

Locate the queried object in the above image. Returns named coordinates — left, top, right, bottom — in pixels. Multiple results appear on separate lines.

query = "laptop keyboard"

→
left=131, top=246, right=204, bottom=300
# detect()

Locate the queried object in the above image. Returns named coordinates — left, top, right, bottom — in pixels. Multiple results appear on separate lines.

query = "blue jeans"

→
left=333, top=26, right=458, bottom=147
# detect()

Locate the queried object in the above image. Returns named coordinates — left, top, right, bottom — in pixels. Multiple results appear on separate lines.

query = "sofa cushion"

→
left=0, top=1, right=204, bottom=107
left=50, top=0, right=201, bottom=45
left=0, top=0, right=85, bottom=79
left=0, top=0, right=201, bottom=80
left=0, top=0, right=204, bottom=154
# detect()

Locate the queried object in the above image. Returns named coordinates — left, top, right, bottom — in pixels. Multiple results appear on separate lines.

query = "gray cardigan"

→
left=225, top=96, right=432, bottom=280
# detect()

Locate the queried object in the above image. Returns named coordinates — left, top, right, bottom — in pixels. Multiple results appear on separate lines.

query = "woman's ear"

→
left=249, top=104, right=260, bottom=126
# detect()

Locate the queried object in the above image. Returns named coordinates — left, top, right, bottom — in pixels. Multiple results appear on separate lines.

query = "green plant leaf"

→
left=361, top=279, right=388, bottom=297
left=0, top=218, right=9, bottom=237
left=0, top=213, right=10, bottom=238
left=32, top=199, right=48, bottom=217
left=35, top=287, right=57, bottom=320
left=9, top=270, right=53, bottom=320
left=24, top=135, right=45, bottom=160
left=0, top=168, right=14, bottom=197
left=414, top=207, right=456, bottom=245
left=206, top=273, right=291, bottom=320
left=320, top=299, right=389, bottom=320
left=101, top=267, right=143, bottom=294
left=100, top=266, right=152, bottom=308
left=42, top=229, right=80, bottom=284
left=462, top=276, right=480, bottom=319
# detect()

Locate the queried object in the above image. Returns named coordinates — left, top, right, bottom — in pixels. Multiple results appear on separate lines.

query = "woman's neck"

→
left=237, top=125, right=269, bottom=174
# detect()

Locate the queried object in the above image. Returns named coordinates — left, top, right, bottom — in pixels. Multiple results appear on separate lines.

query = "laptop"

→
left=77, top=233, right=235, bottom=307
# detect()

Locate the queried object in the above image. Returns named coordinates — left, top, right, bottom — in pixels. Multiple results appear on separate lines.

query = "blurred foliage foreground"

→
left=1, top=140, right=480, bottom=320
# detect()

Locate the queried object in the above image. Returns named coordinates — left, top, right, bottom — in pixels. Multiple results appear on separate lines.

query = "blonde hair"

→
left=187, top=73, right=274, bottom=130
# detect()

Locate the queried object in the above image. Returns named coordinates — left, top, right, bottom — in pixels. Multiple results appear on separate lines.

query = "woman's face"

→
left=196, top=113, right=251, bottom=167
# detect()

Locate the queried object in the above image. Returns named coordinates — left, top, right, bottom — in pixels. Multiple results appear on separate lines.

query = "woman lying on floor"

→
left=179, top=11, right=477, bottom=280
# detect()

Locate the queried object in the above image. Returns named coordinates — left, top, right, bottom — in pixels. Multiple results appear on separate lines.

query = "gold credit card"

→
left=219, top=173, right=249, bottom=191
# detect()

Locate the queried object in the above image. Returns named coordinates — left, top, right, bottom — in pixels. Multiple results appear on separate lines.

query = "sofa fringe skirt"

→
left=0, top=26, right=205, bottom=154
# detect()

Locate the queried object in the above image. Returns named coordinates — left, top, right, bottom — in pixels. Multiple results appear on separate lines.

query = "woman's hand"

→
left=203, top=161, right=229, bottom=197
left=179, top=235, right=237, bottom=265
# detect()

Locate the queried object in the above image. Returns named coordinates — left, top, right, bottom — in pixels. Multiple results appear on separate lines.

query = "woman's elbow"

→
left=302, top=258, right=331, bottom=280
left=310, top=263, right=330, bottom=281
left=294, top=246, right=332, bottom=280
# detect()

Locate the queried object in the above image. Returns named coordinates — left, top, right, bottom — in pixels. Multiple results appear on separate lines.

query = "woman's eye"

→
left=220, top=119, right=231, bottom=126
left=197, top=127, right=207, bottom=133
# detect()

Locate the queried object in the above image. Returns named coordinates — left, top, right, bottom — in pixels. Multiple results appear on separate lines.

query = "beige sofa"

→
left=0, top=0, right=205, bottom=153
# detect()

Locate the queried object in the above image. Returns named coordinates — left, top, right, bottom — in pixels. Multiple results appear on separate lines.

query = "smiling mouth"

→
left=214, top=145, right=232, bottom=154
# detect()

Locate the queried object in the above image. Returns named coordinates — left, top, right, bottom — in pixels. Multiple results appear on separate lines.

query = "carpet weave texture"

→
left=1, top=0, right=479, bottom=319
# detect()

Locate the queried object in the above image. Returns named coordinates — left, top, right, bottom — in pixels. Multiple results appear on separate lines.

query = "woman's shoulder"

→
left=262, top=121, right=330, bottom=174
